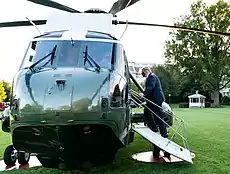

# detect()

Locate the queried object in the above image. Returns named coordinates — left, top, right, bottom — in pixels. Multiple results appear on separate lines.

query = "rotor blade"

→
left=114, top=20, right=230, bottom=37
left=0, top=20, right=47, bottom=28
left=109, top=0, right=140, bottom=15
left=27, top=0, right=80, bottom=13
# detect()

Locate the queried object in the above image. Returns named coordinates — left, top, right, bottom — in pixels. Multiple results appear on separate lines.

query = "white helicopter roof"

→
left=36, top=12, right=117, bottom=42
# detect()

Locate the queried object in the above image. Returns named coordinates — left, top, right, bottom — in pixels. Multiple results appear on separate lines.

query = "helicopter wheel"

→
left=18, top=152, right=30, bottom=165
left=4, top=145, right=17, bottom=166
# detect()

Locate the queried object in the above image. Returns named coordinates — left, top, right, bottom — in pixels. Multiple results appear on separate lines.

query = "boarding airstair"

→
left=130, top=89, right=194, bottom=164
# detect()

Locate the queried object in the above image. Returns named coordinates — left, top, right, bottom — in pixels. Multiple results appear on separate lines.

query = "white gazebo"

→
left=188, top=91, right=206, bottom=108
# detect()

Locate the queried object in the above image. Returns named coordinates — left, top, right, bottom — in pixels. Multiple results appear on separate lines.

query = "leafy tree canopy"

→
left=0, top=81, right=6, bottom=102
left=164, top=0, right=230, bottom=106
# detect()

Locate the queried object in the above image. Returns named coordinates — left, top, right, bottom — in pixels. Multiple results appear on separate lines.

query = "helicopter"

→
left=0, top=0, right=229, bottom=170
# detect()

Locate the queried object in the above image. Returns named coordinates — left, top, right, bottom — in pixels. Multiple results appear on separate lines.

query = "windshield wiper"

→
left=83, top=46, right=101, bottom=72
left=29, top=45, right=57, bottom=72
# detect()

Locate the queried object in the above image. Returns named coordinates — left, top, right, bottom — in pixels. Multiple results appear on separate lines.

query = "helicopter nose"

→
left=15, top=67, right=110, bottom=122
left=41, top=69, right=110, bottom=113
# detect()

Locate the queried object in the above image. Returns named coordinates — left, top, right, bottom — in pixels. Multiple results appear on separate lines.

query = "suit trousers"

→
left=143, top=101, right=168, bottom=156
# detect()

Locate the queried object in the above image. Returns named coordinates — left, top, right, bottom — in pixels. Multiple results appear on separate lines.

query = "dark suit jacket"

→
left=143, top=73, right=165, bottom=105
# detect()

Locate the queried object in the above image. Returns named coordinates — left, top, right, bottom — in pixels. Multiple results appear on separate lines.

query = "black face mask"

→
left=141, top=72, right=146, bottom=77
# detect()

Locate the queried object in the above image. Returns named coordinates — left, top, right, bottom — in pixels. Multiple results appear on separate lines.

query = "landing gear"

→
left=4, top=145, right=17, bottom=166
left=3, top=145, right=31, bottom=166
left=18, top=152, right=30, bottom=165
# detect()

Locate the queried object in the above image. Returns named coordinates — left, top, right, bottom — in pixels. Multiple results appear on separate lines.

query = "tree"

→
left=0, top=81, right=6, bottom=102
left=151, top=64, right=181, bottom=103
left=177, top=74, right=211, bottom=102
left=2, top=81, right=11, bottom=102
left=130, top=82, right=144, bottom=92
left=164, top=0, right=230, bottom=107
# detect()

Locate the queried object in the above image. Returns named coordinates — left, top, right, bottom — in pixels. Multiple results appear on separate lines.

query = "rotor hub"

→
left=84, top=8, right=107, bottom=14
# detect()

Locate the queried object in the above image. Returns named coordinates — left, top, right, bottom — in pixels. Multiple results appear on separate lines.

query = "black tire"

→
left=18, top=152, right=30, bottom=165
left=4, top=145, right=17, bottom=166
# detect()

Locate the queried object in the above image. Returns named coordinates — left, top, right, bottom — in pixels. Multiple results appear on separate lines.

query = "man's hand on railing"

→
left=138, top=93, right=144, bottom=98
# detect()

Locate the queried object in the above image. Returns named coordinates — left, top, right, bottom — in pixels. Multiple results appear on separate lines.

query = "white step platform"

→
left=132, top=123, right=193, bottom=164
left=0, top=156, right=41, bottom=172
left=132, top=150, right=195, bottom=163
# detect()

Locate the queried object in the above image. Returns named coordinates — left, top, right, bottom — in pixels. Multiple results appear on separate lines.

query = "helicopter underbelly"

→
left=11, top=123, right=124, bottom=166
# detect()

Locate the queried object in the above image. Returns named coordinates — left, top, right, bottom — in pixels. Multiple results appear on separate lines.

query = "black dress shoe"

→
left=153, top=129, right=158, bottom=132
left=164, top=151, right=170, bottom=158
left=153, top=152, right=160, bottom=159
left=162, top=134, right=168, bottom=138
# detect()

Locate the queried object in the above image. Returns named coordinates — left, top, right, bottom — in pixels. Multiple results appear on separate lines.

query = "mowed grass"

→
left=0, top=106, right=230, bottom=174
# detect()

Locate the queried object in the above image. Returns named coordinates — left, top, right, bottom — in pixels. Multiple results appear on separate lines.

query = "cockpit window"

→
left=20, top=40, right=60, bottom=69
left=57, top=41, right=81, bottom=67
left=79, top=41, right=113, bottom=69
left=20, top=40, right=114, bottom=70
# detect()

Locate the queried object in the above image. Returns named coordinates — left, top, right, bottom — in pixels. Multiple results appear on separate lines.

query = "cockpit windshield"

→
left=20, top=40, right=114, bottom=70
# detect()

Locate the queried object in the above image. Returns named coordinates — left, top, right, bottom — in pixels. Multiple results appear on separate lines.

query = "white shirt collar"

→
left=146, top=72, right=151, bottom=77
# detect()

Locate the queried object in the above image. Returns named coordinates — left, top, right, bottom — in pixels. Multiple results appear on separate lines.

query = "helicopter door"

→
left=123, top=50, right=131, bottom=127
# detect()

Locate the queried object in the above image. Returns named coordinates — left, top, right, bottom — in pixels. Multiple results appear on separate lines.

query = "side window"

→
left=116, top=45, right=125, bottom=77
left=123, top=49, right=130, bottom=103
left=120, top=47, right=129, bottom=105
left=121, top=50, right=125, bottom=77
left=110, top=44, right=127, bottom=108
left=20, top=41, right=36, bottom=69
left=114, top=45, right=122, bottom=75
left=20, top=40, right=60, bottom=69
left=123, top=50, right=129, bottom=79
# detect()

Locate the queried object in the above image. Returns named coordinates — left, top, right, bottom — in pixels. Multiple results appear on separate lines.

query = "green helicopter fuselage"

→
left=9, top=31, right=133, bottom=163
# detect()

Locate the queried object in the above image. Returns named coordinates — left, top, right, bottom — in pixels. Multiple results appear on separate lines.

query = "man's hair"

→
left=142, top=67, right=151, bottom=72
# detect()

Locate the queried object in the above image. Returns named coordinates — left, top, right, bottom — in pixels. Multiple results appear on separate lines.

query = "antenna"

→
left=26, top=17, right=42, bottom=34
left=119, top=20, right=128, bottom=39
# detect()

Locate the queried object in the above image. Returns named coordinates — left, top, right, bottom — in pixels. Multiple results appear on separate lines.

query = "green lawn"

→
left=1, top=106, right=230, bottom=174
